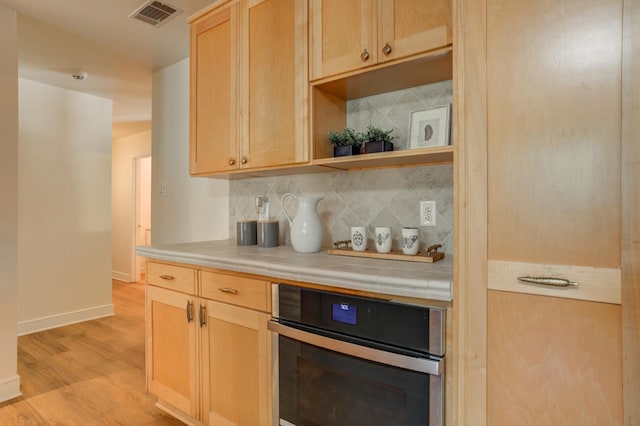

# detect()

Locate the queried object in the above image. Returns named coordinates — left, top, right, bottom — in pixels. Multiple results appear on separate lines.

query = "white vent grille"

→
left=129, top=1, right=182, bottom=27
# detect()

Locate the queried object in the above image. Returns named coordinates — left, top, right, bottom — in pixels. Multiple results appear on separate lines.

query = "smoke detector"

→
left=72, top=72, right=88, bottom=81
left=129, top=1, right=182, bottom=27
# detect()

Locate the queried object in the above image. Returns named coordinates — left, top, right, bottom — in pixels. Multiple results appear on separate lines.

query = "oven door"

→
left=269, top=320, right=444, bottom=426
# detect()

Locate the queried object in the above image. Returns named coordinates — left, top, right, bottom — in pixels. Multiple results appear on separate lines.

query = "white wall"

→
left=151, top=58, right=229, bottom=244
left=0, top=5, right=20, bottom=403
left=18, top=79, right=113, bottom=335
left=112, top=129, right=151, bottom=281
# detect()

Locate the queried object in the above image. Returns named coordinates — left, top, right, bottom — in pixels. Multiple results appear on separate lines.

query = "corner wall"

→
left=18, top=79, right=114, bottom=335
left=151, top=58, right=229, bottom=244
left=0, top=4, right=20, bottom=403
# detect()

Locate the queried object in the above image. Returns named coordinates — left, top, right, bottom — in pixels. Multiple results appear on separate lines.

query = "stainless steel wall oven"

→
left=268, top=284, right=445, bottom=426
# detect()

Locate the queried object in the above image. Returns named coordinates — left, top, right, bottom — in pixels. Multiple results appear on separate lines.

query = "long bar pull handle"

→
left=517, top=276, right=579, bottom=287
left=219, top=288, right=239, bottom=295
left=186, top=300, right=194, bottom=322
left=159, top=275, right=175, bottom=280
left=268, top=320, right=443, bottom=375
left=199, top=304, right=206, bottom=328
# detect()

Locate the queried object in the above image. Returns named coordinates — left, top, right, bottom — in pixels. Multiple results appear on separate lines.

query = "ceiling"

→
left=0, top=0, right=218, bottom=138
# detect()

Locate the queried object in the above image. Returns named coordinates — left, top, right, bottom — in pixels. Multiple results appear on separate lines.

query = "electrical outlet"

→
left=420, top=201, right=436, bottom=226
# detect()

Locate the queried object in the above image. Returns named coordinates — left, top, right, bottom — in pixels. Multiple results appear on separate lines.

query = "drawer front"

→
left=147, top=262, right=197, bottom=294
left=200, top=271, right=270, bottom=312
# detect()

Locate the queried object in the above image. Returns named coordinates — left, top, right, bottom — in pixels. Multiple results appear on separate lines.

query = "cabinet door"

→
left=190, top=5, right=239, bottom=174
left=310, top=0, right=376, bottom=80
left=378, top=0, right=451, bottom=63
left=200, top=300, right=272, bottom=425
left=146, top=285, right=198, bottom=417
left=485, top=0, right=624, bottom=423
left=488, top=291, right=622, bottom=424
left=240, top=0, right=308, bottom=169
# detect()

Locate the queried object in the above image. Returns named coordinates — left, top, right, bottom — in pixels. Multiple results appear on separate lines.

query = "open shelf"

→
left=313, top=145, right=453, bottom=171
left=311, top=47, right=454, bottom=167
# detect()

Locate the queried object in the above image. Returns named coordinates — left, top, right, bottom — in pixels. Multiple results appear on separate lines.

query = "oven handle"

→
left=268, top=320, right=443, bottom=376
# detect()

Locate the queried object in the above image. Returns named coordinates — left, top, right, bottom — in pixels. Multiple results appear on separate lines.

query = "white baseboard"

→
left=0, top=375, right=21, bottom=403
left=18, top=304, right=114, bottom=336
left=112, top=270, right=132, bottom=282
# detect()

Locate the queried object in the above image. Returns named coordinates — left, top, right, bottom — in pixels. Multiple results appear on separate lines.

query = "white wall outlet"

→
left=420, top=200, right=436, bottom=226
left=160, top=183, right=167, bottom=197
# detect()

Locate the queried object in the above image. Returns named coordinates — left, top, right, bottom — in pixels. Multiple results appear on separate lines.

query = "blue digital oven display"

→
left=332, top=302, right=357, bottom=325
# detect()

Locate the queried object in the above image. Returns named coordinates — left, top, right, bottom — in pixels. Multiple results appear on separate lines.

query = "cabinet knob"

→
left=360, top=49, right=370, bottom=62
left=382, top=42, right=392, bottom=56
left=228, top=159, right=236, bottom=166
left=241, top=157, right=248, bottom=165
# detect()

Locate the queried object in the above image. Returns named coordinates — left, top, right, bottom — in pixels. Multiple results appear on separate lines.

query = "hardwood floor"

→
left=0, top=280, right=184, bottom=425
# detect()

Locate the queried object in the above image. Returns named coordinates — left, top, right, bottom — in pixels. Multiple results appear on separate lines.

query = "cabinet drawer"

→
left=147, top=262, right=197, bottom=294
left=200, top=271, right=270, bottom=312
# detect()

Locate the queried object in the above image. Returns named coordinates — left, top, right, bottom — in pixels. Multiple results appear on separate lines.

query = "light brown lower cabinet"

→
left=146, top=262, right=272, bottom=425
left=487, top=290, right=623, bottom=425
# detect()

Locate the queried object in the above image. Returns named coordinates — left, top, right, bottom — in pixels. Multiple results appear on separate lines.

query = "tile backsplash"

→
left=230, top=164, right=453, bottom=254
left=229, top=81, right=454, bottom=254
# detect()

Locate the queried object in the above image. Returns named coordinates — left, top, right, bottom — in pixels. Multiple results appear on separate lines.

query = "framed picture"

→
left=408, top=104, right=451, bottom=149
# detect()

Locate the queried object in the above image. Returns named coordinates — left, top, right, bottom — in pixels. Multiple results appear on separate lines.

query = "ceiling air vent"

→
left=129, top=1, right=182, bottom=27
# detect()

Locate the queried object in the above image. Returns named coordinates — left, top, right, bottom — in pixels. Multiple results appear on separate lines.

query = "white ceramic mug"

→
left=350, top=226, right=367, bottom=251
left=401, top=227, right=419, bottom=255
left=374, top=226, right=392, bottom=253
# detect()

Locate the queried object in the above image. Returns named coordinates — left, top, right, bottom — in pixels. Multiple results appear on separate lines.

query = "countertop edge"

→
left=137, top=243, right=453, bottom=302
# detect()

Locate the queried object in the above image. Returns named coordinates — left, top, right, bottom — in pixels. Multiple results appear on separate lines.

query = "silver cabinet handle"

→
left=219, top=287, right=239, bottom=295
left=268, top=320, right=443, bottom=375
left=382, top=42, right=392, bottom=56
left=360, top=49, right=370, bottom=61
left=199, top=304, right=206, bottom=328
left=159, top=275, right=174, bottom=280
left=517, top=276, right=579, bottom=287
left=186, top=300, right=193, bottom=323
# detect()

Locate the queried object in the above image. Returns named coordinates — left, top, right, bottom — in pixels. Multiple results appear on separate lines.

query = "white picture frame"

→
left=408, top=104, right=451, bottom=149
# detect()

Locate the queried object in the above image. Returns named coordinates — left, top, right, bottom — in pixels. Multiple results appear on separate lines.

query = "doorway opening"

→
left=134, top=155, right=151, bottom=283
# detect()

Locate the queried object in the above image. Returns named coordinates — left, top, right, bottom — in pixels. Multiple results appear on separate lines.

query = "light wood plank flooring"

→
left=0, top=280, right=183, bottom=425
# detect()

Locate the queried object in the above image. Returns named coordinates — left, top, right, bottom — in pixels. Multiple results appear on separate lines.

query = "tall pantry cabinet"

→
left=456, top=0, right=639, bottom=423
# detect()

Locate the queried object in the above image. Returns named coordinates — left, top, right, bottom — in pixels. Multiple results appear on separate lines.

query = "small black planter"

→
left=333, top=145, right=361, bottom=157
left=364, top=140, right=394, bottom=154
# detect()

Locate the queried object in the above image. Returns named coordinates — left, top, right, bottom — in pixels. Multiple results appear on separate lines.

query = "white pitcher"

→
left=281, top=193, right=324, bottom=253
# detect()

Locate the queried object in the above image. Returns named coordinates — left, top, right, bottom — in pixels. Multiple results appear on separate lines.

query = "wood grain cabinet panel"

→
left=488, top=291, right=623, bottom=425
left=484, top=0, right=624, bottom=423
left=145, top=263, right=272, bottom=425
left=190, top=0, right=308, bottom=176
left=310, top=0, right=451, bottom=81
left=190, top=5, right=238, bottom=174
left=145, top=285, right=198, bottom=418
left=201, top=300, right=272, bottom=425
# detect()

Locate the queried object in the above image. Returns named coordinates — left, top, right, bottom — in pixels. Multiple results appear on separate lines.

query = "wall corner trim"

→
left=0, top=375, right=21, bottom=404
left=17, top=304, right=114, bottom=336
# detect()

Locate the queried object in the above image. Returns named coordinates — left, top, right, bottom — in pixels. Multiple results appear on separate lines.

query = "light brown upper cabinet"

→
left=484, top=0, right=623, bottom=423
left=190, top=6, right=237, bottom=175
left=190, top=0, right=309, bottom=176
left=310, top=0, right=451, bottom=81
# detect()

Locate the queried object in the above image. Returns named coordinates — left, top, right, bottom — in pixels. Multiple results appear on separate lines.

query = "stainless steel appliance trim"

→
left=430, top=364, right=445, bottom=426
left=429, top=307, right=445, bottom=356
left=268, top=320, right=443, bottom=375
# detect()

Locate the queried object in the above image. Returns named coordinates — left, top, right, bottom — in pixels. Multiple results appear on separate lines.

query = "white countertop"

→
left=136, top=240, right=453, bottom=302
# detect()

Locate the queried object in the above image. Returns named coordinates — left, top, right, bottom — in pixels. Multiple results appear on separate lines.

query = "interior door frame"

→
left=131, top=154, right=152, bottom=282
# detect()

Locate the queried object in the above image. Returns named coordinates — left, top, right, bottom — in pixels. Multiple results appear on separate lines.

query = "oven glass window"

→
left=279, top=336, right=429, bottom=426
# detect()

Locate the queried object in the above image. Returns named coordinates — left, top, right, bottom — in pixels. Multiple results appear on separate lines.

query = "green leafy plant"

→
left=364, top=125, right=395, bottom=143
left=327, top=128, right=364, bottom=147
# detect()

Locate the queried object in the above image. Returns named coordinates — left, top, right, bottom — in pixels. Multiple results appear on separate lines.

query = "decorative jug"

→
left=281, top=193, right=324, bottom=253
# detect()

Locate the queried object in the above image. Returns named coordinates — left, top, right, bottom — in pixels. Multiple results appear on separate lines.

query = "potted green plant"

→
left=328, top=128, right=364, bottom=157
left=363, top=125, right=395, bottom=154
